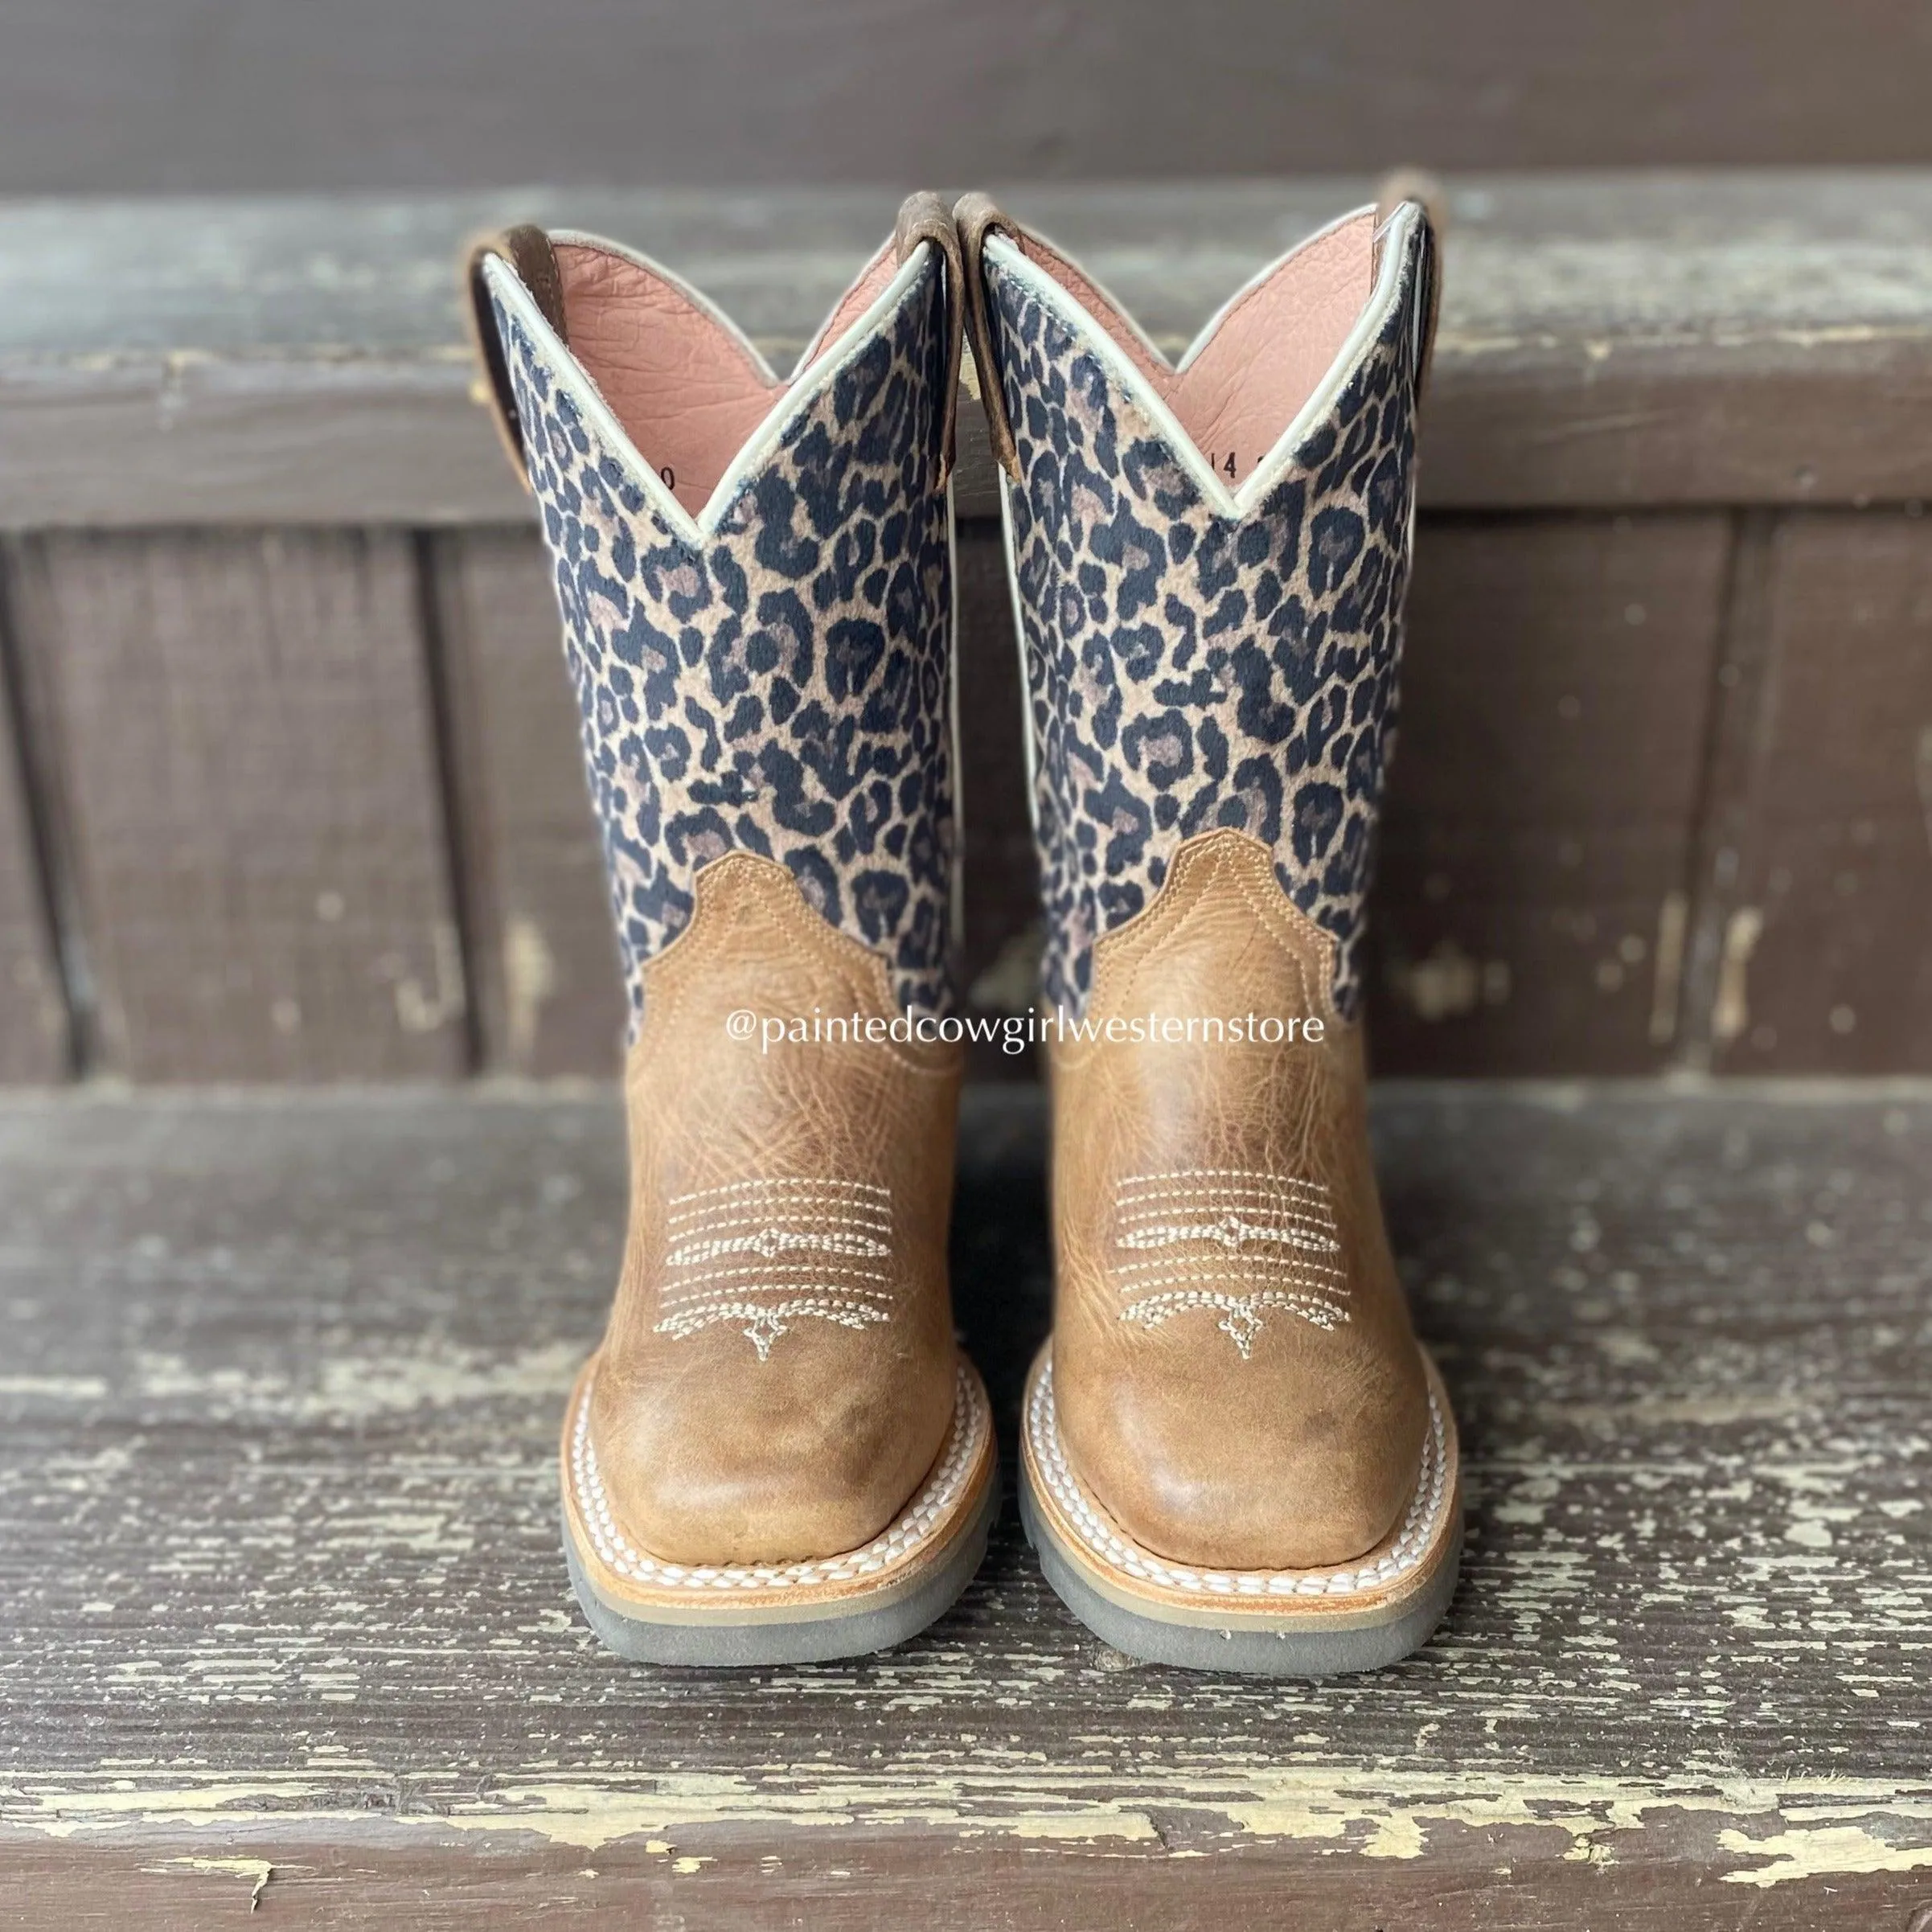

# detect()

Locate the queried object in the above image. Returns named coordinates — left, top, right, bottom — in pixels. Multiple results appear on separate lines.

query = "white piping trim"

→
left=982, top=201, right=1421, bottom=522
left=998, top=471, right=1041, bottom=838
left=945, top=477, right=966, bottom=969
left=482, top=240, right=933, bottom=549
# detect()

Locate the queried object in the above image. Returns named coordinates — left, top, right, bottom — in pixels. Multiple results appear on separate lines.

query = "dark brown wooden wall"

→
left=4, top=0, right=1932, bottom=193
left=2, top=507, right=1927, bottom=1084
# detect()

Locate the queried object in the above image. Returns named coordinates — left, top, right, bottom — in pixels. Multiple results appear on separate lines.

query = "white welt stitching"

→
left=1028, top=1352, right=1450, bottom=1599
left=572, top=1362, right=986, bottom=1586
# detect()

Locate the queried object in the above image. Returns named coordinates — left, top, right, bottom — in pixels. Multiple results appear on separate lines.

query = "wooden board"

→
left=9, top=176, right=1932, bottom=526
left=2, top=1082, right=1930, bottom=1926
left=0, top=579, right=67, bottom=1080
left=3, top=531, right=468, bottom=1080
left=3, top=1, right=1930, bottom=195
left=426, top=527, right=625, bottom=1078
left=1364, top=513, right=1731, bottom=1075
left=1701, top=511, right=1932, bottom=1073
left=418, top=523, right=1048, bottom=1080
left=954, top=524, right=1040, bottom=1065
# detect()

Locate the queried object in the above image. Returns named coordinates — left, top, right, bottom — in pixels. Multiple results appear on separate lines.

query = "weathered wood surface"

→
left=7, top=0, right=1930, bottom=197
left=426, top=528, right=625, bottom=1078
left=2, top=1083, right=1929, bottom=1926
left=1368, top=513, right=1731, bottom=1075
left=0, top=597, right=66, bottom=1081
left=1699, top=511, right=1932, bottom=1074
left=3, top=507, right=1930, bottom=1081
left=2, top=531, right=469, bottom=1080
left=8, top=174, right=1932, bottom=524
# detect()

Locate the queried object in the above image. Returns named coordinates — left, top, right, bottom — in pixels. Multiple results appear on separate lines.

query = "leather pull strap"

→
left=893, top=191, right=966, bottom=485
left=953, top=192, right=1022, bottom=482
left=1376, top=169, right=1446, bottom=408
left=462, top=224, right=568, bottom=491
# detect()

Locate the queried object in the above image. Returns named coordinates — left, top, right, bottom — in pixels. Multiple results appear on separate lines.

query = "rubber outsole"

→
left=563, top=1470, right=999, bottom=1667
left=1020, top=1473, right=1460, bottom=1675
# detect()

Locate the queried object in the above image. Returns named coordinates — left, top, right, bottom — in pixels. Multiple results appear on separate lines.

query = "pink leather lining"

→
left=1016, top=211, right=1376, bottom=486
left=554, top=240, right=900, bottom=515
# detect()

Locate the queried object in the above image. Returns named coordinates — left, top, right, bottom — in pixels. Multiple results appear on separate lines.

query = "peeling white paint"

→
left=129, top=1339, right=584, bottom=1421
left=1712, top=907, right=1764, bottom=1044
left=502, top=917, right=558, bottom=1066
left=142, top=1855, right=273, bottom=1909
left=1719, top=1821, right=1932, bottom=1888
left=14, top=1766, right=1932, bottom=1883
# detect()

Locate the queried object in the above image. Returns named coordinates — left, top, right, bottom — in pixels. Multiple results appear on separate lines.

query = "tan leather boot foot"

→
left=560, top=857, right=996, bottom=1665
left=1019, top=833, right=1459, bottom=1675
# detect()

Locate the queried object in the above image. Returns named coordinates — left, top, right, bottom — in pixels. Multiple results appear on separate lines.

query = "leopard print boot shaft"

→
left=961, top=192, right=1462, bottom=1673
left=468, top=198, right=995, bottom=1665
left=474, top=207, right=962, bottom=1028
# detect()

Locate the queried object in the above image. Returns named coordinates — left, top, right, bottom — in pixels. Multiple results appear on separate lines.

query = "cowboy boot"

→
left=466, top=195, right=996, bottom=1664
left=957, top=187, right=1461, bottom=1673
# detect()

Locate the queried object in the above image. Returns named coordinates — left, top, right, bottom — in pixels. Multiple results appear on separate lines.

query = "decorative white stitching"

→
left=653, top=1282, right=884, bottom=1314
left=659, top=1259, right=891, bottom=1292
left=670, top=1176, right=892, bottom=1208
left=1115, top=1169, right=1330, bottom=1194
left=1118, top=1212, right=1341, bottom=1255
left=1118, top=1287, right=1349, bottom=1357
left=1110, top=1168, right=1347, bottom=1355
left=1028, top=1353, right=1450, bottom=1599
left=657, top=1177, right=898, bottom=1355
left=1117, top=1196, right=1335, bottom=1226
left=1115, top=1253, right=1343, bottom=1280
left=666, top=1227, right=891, bottom=1266
left=667, top=1202, right=894, bottom=1235
left=571, top=1363, right=987, bottom=1585
left=654, top=1295, right=889, bottom=1359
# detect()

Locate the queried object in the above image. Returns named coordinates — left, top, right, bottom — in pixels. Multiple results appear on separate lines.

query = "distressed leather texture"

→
left=1048, top=829, right=1428, bottom=1570
left=589, top=851, right=962, bottom=1567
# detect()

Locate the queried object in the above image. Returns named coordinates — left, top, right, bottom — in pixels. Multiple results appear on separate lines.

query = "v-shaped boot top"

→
left=468, top=191, right=962, bottom=535
left=960, top=193, right=1437, bottom=516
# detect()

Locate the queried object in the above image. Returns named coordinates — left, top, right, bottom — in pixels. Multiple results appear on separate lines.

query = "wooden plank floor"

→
left=1, top=1084, right=1929, bottom=1927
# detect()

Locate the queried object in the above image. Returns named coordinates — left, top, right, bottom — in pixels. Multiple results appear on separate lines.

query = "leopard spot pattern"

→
left=987, top=218, right=1430, bottom=1019
left=490, top=248, right=955, bottom=1030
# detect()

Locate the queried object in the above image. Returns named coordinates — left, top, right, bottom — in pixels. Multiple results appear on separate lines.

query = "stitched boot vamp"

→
left=589, top=852, right=961, bottom=1569
left=1050, top=831, right=1429, bottom=1573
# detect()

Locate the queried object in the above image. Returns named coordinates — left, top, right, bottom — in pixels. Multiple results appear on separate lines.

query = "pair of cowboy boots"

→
left=467, top=187, right=1461, bottom=1675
